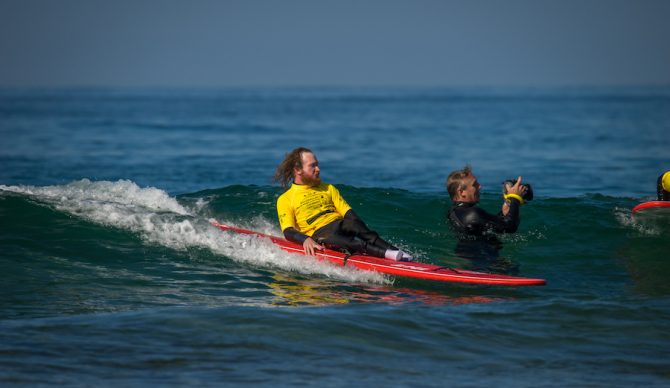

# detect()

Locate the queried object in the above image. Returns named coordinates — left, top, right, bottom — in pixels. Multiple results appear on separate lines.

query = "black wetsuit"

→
left=284, top=210, right=396, bottom=257
left=447, top=199, right=521, bottom=273
left=448, top=199, right=521, bottom=237
left=658, top=174, right=670, bottom=201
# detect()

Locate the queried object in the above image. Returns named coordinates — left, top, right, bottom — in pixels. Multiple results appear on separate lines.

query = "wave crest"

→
left=1, top=179, right=389, bottom=284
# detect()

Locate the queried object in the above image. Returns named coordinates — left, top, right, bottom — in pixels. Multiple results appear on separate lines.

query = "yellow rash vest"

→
left=276, top=183, right=352, bottom=237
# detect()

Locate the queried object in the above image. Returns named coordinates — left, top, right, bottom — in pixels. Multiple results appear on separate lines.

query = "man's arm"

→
left=458, top=200, right=521, bottom=235
left=492, top=176, right=527, bottom=232
left=283, top=227, right=324, bottom=256
left=488, top=198, right=521, bottom=233
left=277, top=191, right=323, bottom=256
left=283, top=227, right=308, bottom=244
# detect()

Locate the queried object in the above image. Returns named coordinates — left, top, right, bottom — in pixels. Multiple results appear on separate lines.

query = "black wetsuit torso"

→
left=448, top=200, right=521, bottom=238
left=447, top=199, right=522, bottom=273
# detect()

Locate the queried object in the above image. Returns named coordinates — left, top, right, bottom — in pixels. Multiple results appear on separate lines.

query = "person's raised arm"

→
left=501, top=176, right=527, bottom=216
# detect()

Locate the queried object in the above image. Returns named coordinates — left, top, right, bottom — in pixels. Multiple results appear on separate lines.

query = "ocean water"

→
left=1, top=87, right=669, bottom=386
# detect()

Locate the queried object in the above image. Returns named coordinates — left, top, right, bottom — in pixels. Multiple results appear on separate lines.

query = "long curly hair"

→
left=274, top=147, right=313, bottom=188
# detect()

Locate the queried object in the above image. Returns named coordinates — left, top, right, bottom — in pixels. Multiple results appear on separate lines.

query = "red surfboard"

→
left=632, top=201, right=670, bottom=214
left=212, top=222, right=546, bottom=287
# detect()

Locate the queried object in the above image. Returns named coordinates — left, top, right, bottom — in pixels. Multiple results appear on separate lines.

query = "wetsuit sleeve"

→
left=283, top=227, right=309, bottom=245
left=489, top=198, right=521, bottom=233
left=328, top=185, right=352, bottom=217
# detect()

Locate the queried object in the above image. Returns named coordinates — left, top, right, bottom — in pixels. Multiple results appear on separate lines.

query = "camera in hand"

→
left=502, top=179, right=533, bottom=202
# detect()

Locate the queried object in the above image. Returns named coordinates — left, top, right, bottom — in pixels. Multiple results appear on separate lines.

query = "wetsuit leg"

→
left=313, top=220, right=387, bottom=258
left=341, top=211, right=398, bottom=250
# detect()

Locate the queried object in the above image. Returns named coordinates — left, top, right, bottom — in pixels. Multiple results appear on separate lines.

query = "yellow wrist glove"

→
left=504, top=193, right=525, bottom=205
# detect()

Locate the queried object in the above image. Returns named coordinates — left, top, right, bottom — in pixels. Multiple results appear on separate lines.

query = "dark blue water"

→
left=1, top=87, right=670, bottom=386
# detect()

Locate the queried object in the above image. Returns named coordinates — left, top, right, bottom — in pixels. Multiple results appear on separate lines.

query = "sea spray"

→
left=0, top=180, right=390, bottom=285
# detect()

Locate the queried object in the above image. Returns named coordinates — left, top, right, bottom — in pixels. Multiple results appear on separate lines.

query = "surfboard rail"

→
left=632, top=201, right=670, bottom=213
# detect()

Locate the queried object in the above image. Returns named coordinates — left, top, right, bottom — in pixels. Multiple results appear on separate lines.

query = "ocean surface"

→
left=1, top=87, right=669, bottom=386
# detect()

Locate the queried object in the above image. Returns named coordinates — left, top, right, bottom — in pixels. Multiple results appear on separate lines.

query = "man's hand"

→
left=509, top=176, right=527, bottom=196
left=303, top=237, right=324, bottom=256
left=502, top=176, right=527, bottom=215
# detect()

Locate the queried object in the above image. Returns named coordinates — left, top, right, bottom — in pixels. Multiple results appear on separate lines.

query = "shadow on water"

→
left=452, top=237, right=521, bottom=275
left=618, top=209, right=670, bottom=296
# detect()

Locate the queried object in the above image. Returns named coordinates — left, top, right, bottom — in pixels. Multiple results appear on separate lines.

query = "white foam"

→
left=614, top=206, right=661, bottom=236
left=1, top=179, right=389, bottom=284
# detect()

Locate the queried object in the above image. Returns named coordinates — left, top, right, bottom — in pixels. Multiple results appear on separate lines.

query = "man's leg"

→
left=341, top=211, right=398, bottom=250
left=313, top=220, right=387, bottom=258
left=340, top=212, right=412, bottom=260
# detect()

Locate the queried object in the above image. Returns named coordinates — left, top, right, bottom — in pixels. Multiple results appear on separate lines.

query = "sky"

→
left=1, top=0, right=669, bottom=88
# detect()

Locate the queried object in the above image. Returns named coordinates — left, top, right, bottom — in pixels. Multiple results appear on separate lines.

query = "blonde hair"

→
left=446, top=165, right=472, bottom=199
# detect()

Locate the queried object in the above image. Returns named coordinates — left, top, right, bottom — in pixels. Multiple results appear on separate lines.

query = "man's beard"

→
left=302, top=175, right=321, bottom=186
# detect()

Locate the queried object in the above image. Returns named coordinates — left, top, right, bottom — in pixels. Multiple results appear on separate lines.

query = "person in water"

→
left=446, top=165, right=528, bottom=237
left=445, top=165, right=528, bottom=272
left=657, top=171, right=670, bottom=201
left=274, top=147, right=412, bottom=261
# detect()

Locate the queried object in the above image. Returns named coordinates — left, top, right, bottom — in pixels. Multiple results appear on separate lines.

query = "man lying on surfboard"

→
left=274, top=147, right=412, bottom=261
